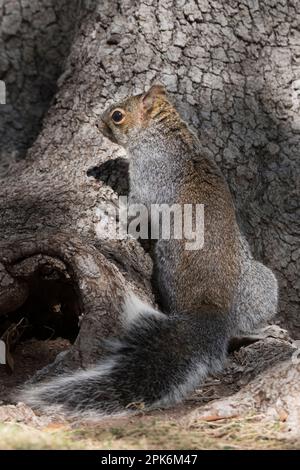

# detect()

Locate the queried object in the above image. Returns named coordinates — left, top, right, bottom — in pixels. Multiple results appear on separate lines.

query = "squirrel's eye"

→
left=111, top=109, right=125, bottom=124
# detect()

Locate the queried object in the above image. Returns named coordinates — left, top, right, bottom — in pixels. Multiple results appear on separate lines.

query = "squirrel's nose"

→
left=96, top=118, right=106, bottom=132
left=96, top=118, right=115, bottom=143
left=96, top=119, right=111, bottom=139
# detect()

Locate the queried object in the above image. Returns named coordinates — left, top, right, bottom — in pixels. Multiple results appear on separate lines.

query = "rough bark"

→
left=186, top=349, right=300, bottom=438
left=0, top=0, right=93, bottom=165
left=0, top=0, right=299, bottom=398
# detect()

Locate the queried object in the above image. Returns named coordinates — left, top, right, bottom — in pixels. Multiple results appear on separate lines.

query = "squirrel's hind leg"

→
left=232, top=259, right=278, bottom=337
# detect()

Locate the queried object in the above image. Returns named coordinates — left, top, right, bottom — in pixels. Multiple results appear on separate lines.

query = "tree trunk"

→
left=0, top=0, right=92, bottom=164
left=186, top=357, right=300, bottom=438
left=0, top=0, right=299, bottom=400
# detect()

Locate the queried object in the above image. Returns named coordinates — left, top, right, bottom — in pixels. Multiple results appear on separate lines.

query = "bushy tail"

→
left=19, top=294, right=231, bottom=418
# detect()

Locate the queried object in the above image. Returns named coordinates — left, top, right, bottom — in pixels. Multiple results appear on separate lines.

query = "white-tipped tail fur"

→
left=18, top=294, right=231, bottom=418
left=122, top=292, right=165, bottom=328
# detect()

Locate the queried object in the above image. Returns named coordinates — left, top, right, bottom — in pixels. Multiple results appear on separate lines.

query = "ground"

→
left=0, top=336, right=299, bottom=450
left=1, top=411, right=299, bottom=450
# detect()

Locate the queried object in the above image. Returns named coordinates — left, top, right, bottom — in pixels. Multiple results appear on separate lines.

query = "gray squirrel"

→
left=19, top=85, right=278, bottom=417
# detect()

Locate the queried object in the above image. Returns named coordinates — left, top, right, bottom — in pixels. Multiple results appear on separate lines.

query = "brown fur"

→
left=99, top=85, right=241, bottom=316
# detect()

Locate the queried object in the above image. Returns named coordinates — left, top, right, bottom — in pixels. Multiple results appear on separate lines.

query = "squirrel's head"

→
left=97, top=84, right=168, bottom=147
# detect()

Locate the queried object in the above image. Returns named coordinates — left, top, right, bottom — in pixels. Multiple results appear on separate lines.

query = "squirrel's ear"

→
left=141, top=84, right=166, bottom=111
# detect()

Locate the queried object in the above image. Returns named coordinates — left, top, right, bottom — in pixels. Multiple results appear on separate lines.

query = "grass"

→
left=0, top=413, right=299, bottom=450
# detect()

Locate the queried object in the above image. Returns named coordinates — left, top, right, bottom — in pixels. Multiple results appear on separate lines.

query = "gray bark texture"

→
left=0, top=0, right=299, bottom=404
left=0, top=0, right=89, bottom=163
left=186, top=347, right=300, bottom=438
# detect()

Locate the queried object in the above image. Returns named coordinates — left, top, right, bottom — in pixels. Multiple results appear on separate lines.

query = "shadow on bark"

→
left=0, top=0, right=96, bottom=163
